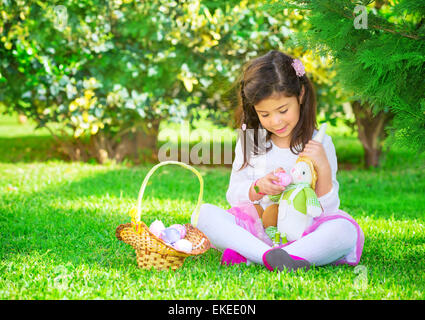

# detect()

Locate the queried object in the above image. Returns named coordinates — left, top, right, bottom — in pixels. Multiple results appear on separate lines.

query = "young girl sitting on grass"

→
left=191, top=50, right=364, bottom=272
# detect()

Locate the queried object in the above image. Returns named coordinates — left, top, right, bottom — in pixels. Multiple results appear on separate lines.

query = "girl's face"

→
left=254, top=88, right=304, bottom=142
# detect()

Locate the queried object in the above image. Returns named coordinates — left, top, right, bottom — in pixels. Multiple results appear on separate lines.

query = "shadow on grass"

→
left=0, top=133, right=237, bottom=169
left=2, top=126, right=422, bottom=173
left=32, top=164, right=231, bottom=205
left=338, top=167, right=425, bottom=220
left=0, top=136, right=65, bottom=163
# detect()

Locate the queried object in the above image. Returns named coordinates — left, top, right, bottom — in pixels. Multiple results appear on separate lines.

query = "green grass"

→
left=0, top=113, right=424, bottom=299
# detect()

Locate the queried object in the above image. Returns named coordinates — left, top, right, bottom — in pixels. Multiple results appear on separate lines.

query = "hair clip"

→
left=291, top=59, right=305, bottom=77
left=241, top=123, right=247, bottom=131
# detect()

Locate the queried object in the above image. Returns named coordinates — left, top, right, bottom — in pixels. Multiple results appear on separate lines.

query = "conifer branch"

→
left=369, top=24, right=420, bottom=40
left=320, top=2, right=421, bottom=40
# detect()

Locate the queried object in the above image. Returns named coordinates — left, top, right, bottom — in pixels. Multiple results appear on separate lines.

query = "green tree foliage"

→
left=265, top=0, right=425, bottom=154
left=0, top=0, right=346, bottom=163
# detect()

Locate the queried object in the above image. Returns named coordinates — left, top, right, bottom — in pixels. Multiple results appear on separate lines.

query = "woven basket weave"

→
left=116, top=161, right=210, bottom=271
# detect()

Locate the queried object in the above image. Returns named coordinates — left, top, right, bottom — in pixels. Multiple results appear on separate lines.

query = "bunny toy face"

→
left=290, top=161, right=313, bottom=185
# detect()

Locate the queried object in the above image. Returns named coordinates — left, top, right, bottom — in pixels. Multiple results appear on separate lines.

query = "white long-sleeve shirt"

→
left=226, top=130, right=340, bottom=213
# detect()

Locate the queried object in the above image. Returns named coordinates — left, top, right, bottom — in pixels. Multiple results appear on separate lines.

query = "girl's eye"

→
left=260, top=110, right=287, bottom=117
left=302, top=171, right=305, bottom=175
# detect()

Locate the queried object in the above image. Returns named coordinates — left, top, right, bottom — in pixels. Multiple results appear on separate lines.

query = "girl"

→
left=191, top=50, right=364, bottom=272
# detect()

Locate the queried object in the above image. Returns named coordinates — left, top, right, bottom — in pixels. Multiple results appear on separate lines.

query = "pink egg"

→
left=149, top=220, right=165, bottom=238
left=169, top=224, right=186, bottom=239
left=272, top=171, right=292, bottom=187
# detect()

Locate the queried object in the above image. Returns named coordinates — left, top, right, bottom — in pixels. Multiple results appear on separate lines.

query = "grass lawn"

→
left=0, top=113, right=424, bottom=299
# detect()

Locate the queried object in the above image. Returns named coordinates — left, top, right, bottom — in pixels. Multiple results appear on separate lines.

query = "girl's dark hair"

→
left=234, top=50, right=317, bottom=171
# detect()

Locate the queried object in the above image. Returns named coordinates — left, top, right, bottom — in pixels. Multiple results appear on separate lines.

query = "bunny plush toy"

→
left=263, top=124, right=328, bottom=243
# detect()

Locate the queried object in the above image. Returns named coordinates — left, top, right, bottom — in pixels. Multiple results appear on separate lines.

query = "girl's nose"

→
left=272, top=115, right=282, bottom=125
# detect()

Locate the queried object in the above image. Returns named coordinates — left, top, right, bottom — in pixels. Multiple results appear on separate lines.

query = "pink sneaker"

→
left=221, top=248, right=247, bottom=265
left=262, top=247, right=310, bottom=272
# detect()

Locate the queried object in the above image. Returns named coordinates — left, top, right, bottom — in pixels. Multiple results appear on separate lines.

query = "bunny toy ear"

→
left=313, top=123, right=327, bottom=143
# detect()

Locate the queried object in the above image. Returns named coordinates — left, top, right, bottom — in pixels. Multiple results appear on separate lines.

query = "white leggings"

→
left=193, top=203, right=358, bottom=266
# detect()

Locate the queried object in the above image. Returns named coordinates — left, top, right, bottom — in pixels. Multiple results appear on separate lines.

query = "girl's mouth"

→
left=276, top=125, right=288, bottom=134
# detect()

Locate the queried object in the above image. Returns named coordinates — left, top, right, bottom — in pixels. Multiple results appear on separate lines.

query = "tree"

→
left=0, top=0, right=347, bottom=165
left=264, top=0, right=425, bottom=167
left=1, top=0, right=185, bottom=163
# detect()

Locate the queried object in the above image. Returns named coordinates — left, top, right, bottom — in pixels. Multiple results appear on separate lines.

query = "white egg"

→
left=173, top=239, right=193, bottom=253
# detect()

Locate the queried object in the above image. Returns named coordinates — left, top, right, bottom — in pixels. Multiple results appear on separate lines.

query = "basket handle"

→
left=133, top=161, right=204, bottom=227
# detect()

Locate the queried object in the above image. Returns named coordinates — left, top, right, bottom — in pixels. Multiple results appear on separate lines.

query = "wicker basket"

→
left=116, top=161, right=210, bottom=271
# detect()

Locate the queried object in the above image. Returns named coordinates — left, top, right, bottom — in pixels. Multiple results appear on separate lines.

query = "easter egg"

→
left=173, top=239, right=193, bottom=253
left=272, top=171, right=292, bottom=187
left=169, top=224, right=186, bottom=239
left=160, top=227, right=181, bottom=244
left=149, top=220, right=165, bottom=238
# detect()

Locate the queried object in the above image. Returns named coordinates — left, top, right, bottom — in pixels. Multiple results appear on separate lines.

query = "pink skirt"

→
left=226, top=201, right=274, bottom=247
left=226, top=201, right=364, bottom=266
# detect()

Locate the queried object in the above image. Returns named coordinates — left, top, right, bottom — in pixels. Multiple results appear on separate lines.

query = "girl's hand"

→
left=299, top=140, right=330, bottom=175
left=300, top=140, right=333, bottom=197
left=256, top=168, right=286, bottom=195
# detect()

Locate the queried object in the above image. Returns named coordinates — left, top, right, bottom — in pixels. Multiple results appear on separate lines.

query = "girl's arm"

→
left=226, top=138, right=257, bottom=206
left=315, top=161, right=333, bottom=198
left=226, top=138, right=284, bottom=205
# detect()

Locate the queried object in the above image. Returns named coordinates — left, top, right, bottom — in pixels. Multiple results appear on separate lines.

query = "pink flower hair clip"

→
left=291, top=59, right=305, bottom=77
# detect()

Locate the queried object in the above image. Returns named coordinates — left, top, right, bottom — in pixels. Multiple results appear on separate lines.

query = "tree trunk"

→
left=56, top=136, right=91, bottom=162
left=90, top=119, right=161, bottom=164
left=351, top=100, right=393, bottom=168
left=54, top=119, right=161, bottom=164
left=115, top=118, right=161, bottom=164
